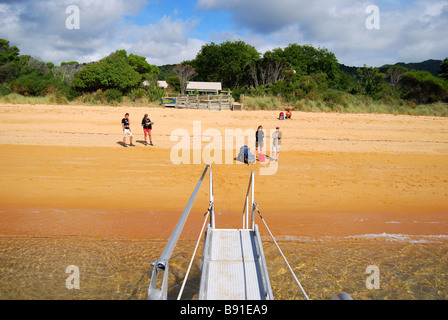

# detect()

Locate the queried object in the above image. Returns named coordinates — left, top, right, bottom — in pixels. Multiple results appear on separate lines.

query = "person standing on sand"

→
left=121, top=113, right=135, bottom=147
left=272, top=126, right=282, bottom=162
left=141, top=114, right=154, bottom=146
left=255, top=125, right=264, bottom=159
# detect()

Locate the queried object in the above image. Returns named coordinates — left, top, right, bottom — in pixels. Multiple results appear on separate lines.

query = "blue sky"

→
left=131, top=0, right=232, bottom=39
left=0, top=0, right=447, bottom=67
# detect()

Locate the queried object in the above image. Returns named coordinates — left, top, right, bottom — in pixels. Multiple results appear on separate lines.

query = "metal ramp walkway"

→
left=147, top=165, right=273, bottom=300
left=146, top=165, right=353, bottom=300
left=199, top=228, right=272, bottom=300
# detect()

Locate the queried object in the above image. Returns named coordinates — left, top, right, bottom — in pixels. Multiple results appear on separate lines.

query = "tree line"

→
left=182, top=40, right=448, bottom=106
left=0, top=39, right=163, bottom=104
left=1, top=38, right=448, bottom=111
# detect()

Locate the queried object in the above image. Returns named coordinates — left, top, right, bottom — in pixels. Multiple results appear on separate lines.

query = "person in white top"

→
left=272, top=126, right=282, bottom=162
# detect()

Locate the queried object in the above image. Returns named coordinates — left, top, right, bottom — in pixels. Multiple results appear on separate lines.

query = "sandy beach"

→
left=1, top=102, right=448, bottom=300
left=0, top=103, right=447, bottom=240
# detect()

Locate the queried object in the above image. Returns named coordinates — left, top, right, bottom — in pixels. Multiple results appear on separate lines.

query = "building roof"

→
left=155, top=80, right=222, bottom=93
left=187, top=81, right=222, bottom=92
left=156, top=80, right=168, bottom=88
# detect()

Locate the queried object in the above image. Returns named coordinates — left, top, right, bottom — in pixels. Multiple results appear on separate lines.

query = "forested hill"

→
left=340, top=59, right=443, bottom=78
left=158, top=64, right=176, bottom=81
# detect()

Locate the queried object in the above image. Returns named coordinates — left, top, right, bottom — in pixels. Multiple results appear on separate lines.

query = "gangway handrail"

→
left=254, top=203, right=310, bottom=300
left=147, top=165, right=212, bottom=300
left=242, top=170, right=255, bottom=229
left=177, top=207, right=211, bottom=300
left=209, top=164, right=215, bottom=229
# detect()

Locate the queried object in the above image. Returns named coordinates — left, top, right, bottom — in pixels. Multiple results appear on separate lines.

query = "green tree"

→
left=158, top=64, right=176, bottom=80
left=386, top=65, right=408, bottom=92
left=127, top=53, right=159, bottom=80
left=52, top=61, right=83, bottom=85
left=0, top=39, right=20, bottom=83
left=191, top=40, right=260, bottom=88
left=400, top=71, right=448, bottom=104
left=356, top=65, right=386, bottom=97
left=255, top=50, right=288, bottom=87
left=166, top=75, right=181, bottom=93
left=22, top=56, right=50, bottom=75
left=4, top=49, right=74, bottom=98
left=273, top=44, right=341, bottom=81
left=439, top=58, right=448, bottom=81
left=72, top=50, right=142, bottom=93
left=10, top=72, right=67, bottom=96
left=0, top=39, right=19, bottom=65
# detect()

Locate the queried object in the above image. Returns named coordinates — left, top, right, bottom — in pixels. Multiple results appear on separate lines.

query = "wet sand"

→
left=1, top=103, right=447, bottom=300
left=0, top=145, right=447, bottom=240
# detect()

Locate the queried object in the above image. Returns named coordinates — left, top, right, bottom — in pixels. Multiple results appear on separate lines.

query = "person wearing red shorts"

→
left=141, top=114, right=154, bottom=146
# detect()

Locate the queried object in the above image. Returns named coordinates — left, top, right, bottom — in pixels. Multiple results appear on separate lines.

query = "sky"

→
left=0, top=0, right=447, bottom=67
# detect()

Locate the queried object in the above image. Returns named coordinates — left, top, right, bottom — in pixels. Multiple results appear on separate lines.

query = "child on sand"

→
left=121, top=113, right=135, bottom=147
left=141, top=114, right=154, bottom=146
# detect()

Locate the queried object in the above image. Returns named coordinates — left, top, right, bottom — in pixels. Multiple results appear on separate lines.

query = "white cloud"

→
left=0, top=0, right=146, bottom=62
left=393, top=0, right=448, bottom=62
left=197, top=0, right=448, bottom=66
left=123, top=16, right=205, bottom=65
left=197, top=0, right=356, bottom=35
left=0, top=0, right=203, bottom=65
left=0, top=0, right=446, bottom=67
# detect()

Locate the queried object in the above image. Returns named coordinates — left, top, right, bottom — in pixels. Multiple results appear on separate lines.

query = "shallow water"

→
left=0, top=234, right=447, bottom=300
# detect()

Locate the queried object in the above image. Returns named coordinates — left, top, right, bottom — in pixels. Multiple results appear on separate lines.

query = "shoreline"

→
left=1, top=206, right=447, bottom=242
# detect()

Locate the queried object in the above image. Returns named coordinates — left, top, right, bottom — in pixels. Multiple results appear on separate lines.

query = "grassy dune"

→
left=1, top=92, right=447, bottom=117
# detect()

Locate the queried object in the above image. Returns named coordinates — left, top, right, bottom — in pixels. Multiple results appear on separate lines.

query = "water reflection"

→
left=0, top=235, right=447, bottom=300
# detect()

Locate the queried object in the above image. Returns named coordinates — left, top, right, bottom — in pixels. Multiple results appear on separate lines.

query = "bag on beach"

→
left=279, top=112, right=285, bottom=120
left=237, top=145, right=255, bottom=164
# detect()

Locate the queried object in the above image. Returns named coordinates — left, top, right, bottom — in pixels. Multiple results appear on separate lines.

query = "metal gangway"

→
left=147, top=165, right=312, bottom=300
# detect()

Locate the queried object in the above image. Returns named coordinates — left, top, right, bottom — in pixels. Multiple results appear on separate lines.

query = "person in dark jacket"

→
left=255, top=125, right=264, bottom=159
left=141, top=114, right=154, bottom=146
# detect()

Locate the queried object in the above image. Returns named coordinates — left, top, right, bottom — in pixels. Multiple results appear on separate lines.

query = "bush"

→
left=10, top=73, right=50, bottom=96
left=80, top=93, right=96, bottom=105
left=80, top=91, right=107, bottom=105
left=244, top=95, right=281, bottom=110
left=231, top=86, right=246, bottom=102
left=400, top=71, right=448, bottom=104
left=145, top=84, right=164, bottom=102
left=105, top=88, right=123, bottom=104
left=71, top=50, right=142, bottom=93
left=127, top=87, right=146, bottom=102
left=47, top=92, right=69, bottom=105
left=321, top=89, right=350, bottom=107
left=10, top=73, right=69, bottom=97
left=0, top=93, right=67, bottom=105
left=58, top=85, right=80, bottom=101
left=0, top=83, right=10, bottom=96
